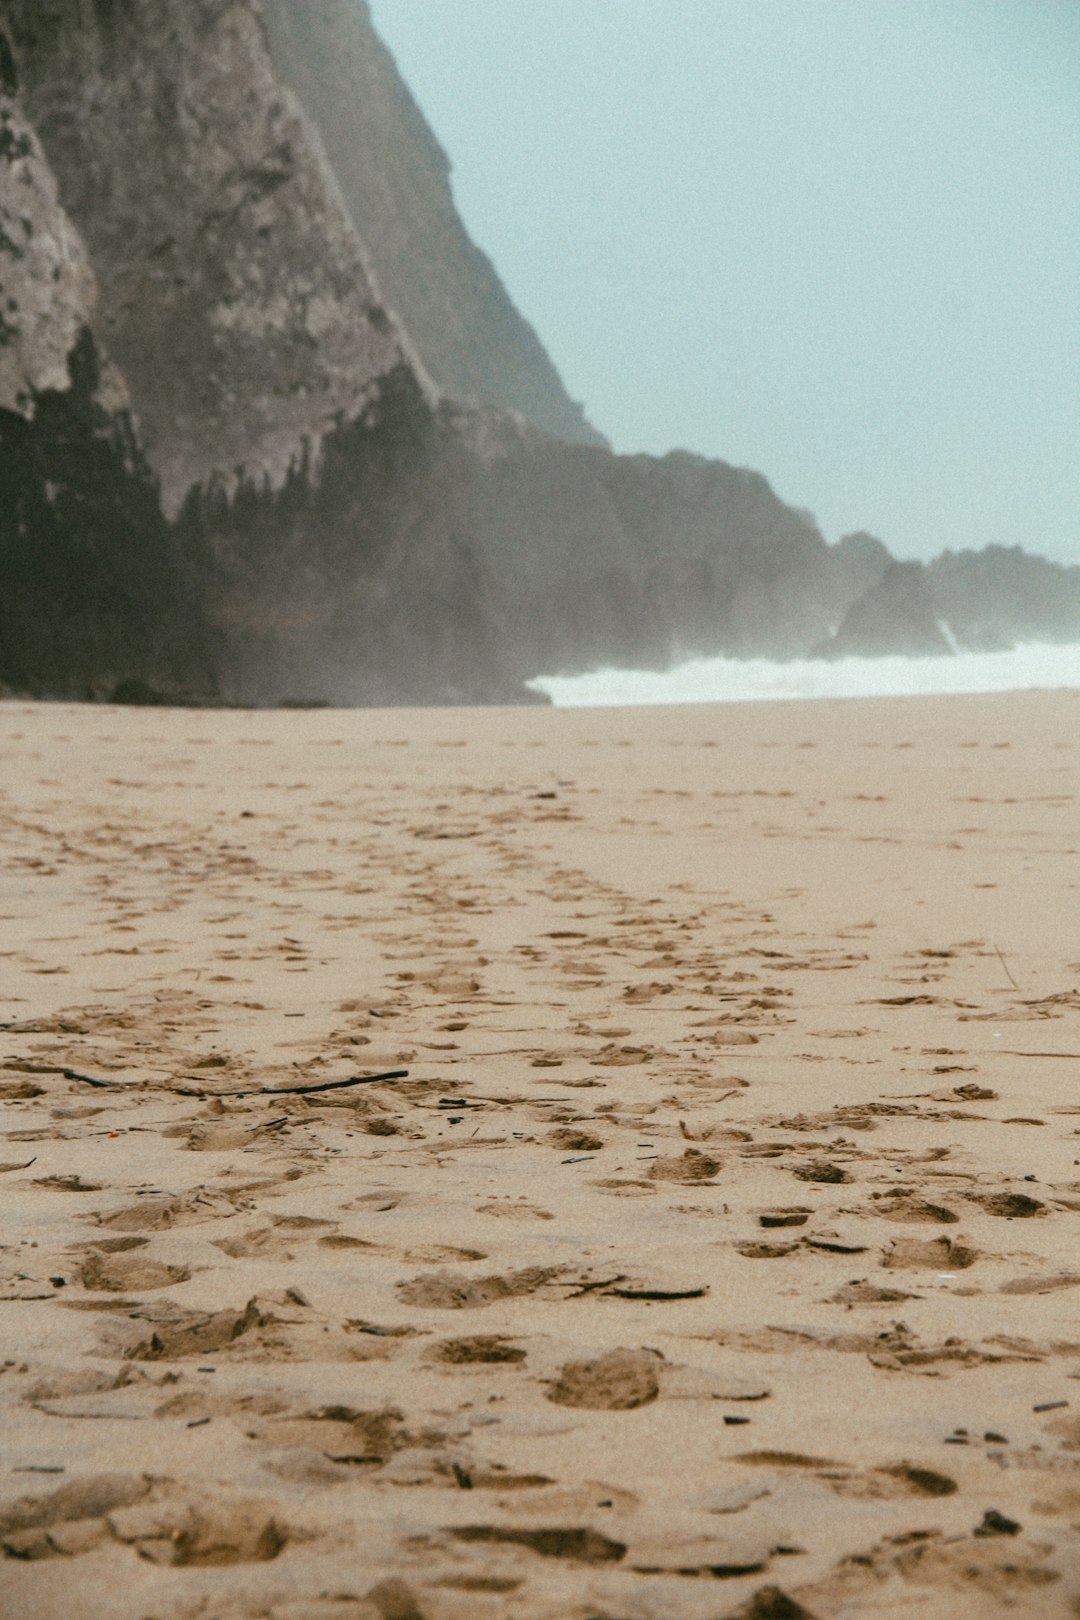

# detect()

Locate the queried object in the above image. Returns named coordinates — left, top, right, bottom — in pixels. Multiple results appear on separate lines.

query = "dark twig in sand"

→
left=998, top=1051, right=1080, bottom=1060
left=171, top=1068, right=409, bottom=1099
left=63, top=1068, right=118, bottom=1088
left=2, top=1064, right=121, bottom=1087
left=992, top=942, right=1019, bottom=990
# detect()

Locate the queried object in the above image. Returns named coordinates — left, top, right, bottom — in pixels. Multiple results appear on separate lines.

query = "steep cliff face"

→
left=258, top=0, right=605, bottom=449
left=173, top=367, right=533, bottom=706
left=0, top=54, right=98, bottom=417
left=0, top=54, right=213, bottom=699
left=2, top=0, right=525, bottom=705
left=5, top=0, right=411, bottom=514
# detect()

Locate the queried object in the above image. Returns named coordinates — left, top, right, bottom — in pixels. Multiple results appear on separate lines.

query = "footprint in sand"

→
left=164, top=1118, right=288, bottom=1152
left=648, top=1149, right=721, bottom=1184
left=733, top=1450, right=957, bottom=1501
left=546, top=1348, right=661, bottom=1410
left=448, top=1525, right=626, bottom=1565
left=869, top=1191, right=960, bottom=1224
left=214, top=1220, right=332, bottom=1261
left=881, top=1236, right=977, bottom=1270
left=32, top=1174, right=103, bottom=1193
left=75, top=1252, right=190, bottom=1291
left=92, top=1190, right=241, bottom=1231
left=0, top=1474, right=285, bottom=1566
left=736, top=1240, right=802, bottom=1259
left=964, top=1190, right=1044, bottom=1218
left=546, top=1127, right=605, bottom=1152
left=113, top=1295, right=416, bottom=1364
left=238, top=1404, right=414, bottom=1469
left=396, top=1266, right=562, bottom=1310
left=319, top=1234, right=487, bottom=1264
left=425, top=1335, right=527, bottom=1366
left=475, top=1199, right=556, bottom=1221
left=792, top=1160, right=852, bottom=1185
left=0, top=1474, right=151, bottom=1560
left=827, top=1279, right=922, bottom=1306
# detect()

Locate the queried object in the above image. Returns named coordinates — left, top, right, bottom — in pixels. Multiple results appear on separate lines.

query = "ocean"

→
left=529, top=643, right=1080, bottom=707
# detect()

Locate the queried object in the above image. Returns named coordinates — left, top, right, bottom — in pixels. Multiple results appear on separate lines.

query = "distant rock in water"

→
left=812, top=562, right=953, bottom=660
left=0, top=1, right=1075, bottom=706
left=928, top=546, right=1080, bottom=652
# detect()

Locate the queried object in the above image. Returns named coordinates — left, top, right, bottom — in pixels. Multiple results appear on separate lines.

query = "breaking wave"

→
left=530, top=643, right=1080, bottom=707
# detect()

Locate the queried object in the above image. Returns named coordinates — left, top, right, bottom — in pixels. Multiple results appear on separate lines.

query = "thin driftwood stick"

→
left=63, top=1068, right=117, bottom=1088
left=172, top=1068, right=410, bottom=1099
left=1, top=1064, right=120, bottom=1087
left=992, top=941, right=1019, bottom=990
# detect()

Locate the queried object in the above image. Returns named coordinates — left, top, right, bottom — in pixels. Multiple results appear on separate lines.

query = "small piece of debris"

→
left=974, top=1509, right=1021, bottom=1537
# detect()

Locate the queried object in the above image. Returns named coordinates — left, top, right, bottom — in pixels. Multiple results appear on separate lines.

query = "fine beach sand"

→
left=1, top=689, right=1079, bottom=1620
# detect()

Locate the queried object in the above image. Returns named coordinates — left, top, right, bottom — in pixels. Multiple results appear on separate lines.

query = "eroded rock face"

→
left=1, top=0, right=529, bottom=706
left=174, top=367, right=538, bottom=707
left=260, top=0, right=605, bottom=449
left=4, top=0, right=412, bottom=516
left=0, top=42, right=214, bottom=700
left=0, top=74, right=100, bottom=416
left=455, top=428, right=864, bottom=676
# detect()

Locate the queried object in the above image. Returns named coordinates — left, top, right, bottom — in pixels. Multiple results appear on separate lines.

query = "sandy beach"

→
left=1, top=689, right=1079, bottom=1620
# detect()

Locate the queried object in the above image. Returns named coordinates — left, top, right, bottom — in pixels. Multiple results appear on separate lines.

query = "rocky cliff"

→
left=0, top=1, right=1073, bottom=707
left=259, top=0, right=605, bottom=449
left=0, top=49, right=212, bottom=699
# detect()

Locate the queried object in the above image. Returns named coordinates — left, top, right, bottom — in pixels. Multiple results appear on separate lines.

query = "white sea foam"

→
left=529, top=643, right=1080, bottom=708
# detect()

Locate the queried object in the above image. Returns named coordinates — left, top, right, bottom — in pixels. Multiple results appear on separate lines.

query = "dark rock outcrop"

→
left=459, top=435, right=864, bottom=675
left=928, top=546, right=1080, bottom=652
left=812, top=561, right=952, bottom=660
left=0, top=63, right=213, bottom=700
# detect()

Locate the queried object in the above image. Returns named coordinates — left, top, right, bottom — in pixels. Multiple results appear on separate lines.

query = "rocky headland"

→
left=0, top=0, right=1074, bottom=705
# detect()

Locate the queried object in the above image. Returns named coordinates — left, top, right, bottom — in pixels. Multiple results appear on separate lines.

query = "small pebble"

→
left=974, top=1509, right=1020, bottom=1537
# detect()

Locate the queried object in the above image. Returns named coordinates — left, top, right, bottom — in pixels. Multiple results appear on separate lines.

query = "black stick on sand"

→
left=172, top=1068, right=410, bottom=1099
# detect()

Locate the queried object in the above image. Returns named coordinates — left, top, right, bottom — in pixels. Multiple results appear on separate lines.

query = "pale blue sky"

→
left=370, top=0, right=1079, bottom=563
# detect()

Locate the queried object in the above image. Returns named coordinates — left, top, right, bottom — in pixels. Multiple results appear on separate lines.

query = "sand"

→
left=0, top=689, right=1079, bottom=1620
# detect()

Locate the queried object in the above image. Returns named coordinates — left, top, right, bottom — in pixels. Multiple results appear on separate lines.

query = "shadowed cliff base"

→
left=0, top=329, right=218, bottom=703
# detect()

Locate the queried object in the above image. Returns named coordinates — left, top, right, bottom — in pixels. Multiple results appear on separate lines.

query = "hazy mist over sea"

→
left=531, top=644, right=1080, bottom=708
